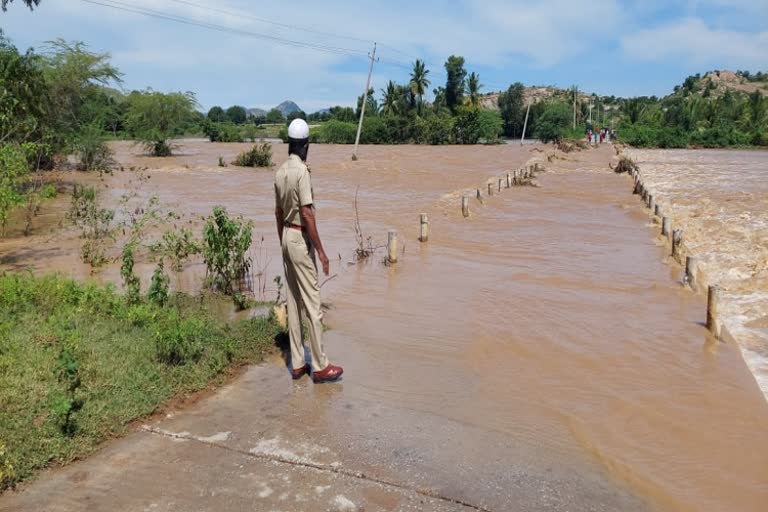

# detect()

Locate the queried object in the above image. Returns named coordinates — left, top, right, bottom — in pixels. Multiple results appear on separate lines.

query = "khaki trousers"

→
left=281, top=227, right=329, bottom=372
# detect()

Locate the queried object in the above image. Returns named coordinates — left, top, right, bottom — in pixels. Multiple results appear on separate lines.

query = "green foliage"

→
left=0, top=34, right=48, bottom=145
left=120, top=245, right=141, bottom=304
left=317, top=120, right=358, bottom=144
left=207, top=105, right=226, bottom=122
left=225, top=105, right=247, bottom=124
left=21, top=142, right=54, bottom=170
left=202, top=120, right=243, bottom=143
left=73, top=122, right=114, bottom=171
left=202, top=206, right=253, bottom=295
left=466, top=72, right=483, bottom=107
left=444, top=55, right=467, bottom=112
left=147, top=261, right=170, bottom=306
left=477, top=110, right=503, bottom=143
left=67, top=184, right=114, bottom=267
left=232, top=143, right=273, bottom=167
left=265, top=108, right=284, bottom=124
left=534, top=102, right=571, bottom=143
left=124, top=89, right=197, bottom=156
left=40, top=183, right=57, bottom=199
left=498, top=83, right=526, bottom=137
left=242, top=124, right=258, bottom=142
left=2, top=0, right=41, bottom=11
left=454, top=106, right=481, bottom=144
left=51, top=347, right=83, bottom=436
left=409, top=59, right=431, bottom=113
left=150, top=227, right=201, bottom=272
left=286, top=110, right=307, bottom=125
left=0, top=143, right=29, bottom=234
left=0, top=272, right=280, bottom=490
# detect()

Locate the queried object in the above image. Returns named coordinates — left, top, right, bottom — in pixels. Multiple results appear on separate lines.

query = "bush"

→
left=203, top=121, right=243, bottom=143
left=73, top=123, right=114, bottom=171
left=21, top=142, right=54, bottom=170
left=124, top=89, right=198, bottom=156
left=232, top=143, right=273, bottom=167
left=477, top=110, right=503, bottom=144
left=0, top=143, right=29, bottom=234
left=454, top=106, right=481, bottom=144
left=535, top=102, right=571, bottom=143
left=202, top=206, right=253, bottom=295
left=155, top=316, right=206, bottom=365
left=317, top=120, right=357, bottom=144
left=148, top=262, right=170, bottom=306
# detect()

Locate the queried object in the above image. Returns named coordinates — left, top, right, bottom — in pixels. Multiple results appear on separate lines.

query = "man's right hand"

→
left=318, top=250, right=330, bottom=276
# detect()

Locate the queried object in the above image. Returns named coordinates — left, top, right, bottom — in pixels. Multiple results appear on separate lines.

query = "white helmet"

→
left=287, top=119, right=310, bottom=140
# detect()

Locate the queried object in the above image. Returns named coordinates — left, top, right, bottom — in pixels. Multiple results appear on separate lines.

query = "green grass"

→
left=0, top=272, right=281, bottom=490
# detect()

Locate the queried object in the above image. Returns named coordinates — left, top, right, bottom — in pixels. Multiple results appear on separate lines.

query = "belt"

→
left=285, top=223, right=305, bottom=231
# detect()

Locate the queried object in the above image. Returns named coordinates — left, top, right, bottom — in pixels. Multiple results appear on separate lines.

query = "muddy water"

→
left=2, top=141, right=767, bottom=511
left=626, top=148, right=768, bottom=399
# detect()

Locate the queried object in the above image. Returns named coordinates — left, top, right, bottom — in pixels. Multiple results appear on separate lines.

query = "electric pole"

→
left=520, top=100, right=531, bottom=146
left=352, top=43, right=377, bottom=161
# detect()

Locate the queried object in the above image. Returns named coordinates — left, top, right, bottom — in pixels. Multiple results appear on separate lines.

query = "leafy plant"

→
left=232, top=143, right=273, bottom=167
left=124, top=89, right=197, bottom=156
left=0, top=143, right=29, bottom=235
left=535, top=102, right=571, bottom=143
left=218, top=155, right=227, bottom=167
left=202, top=206, right=253, bottom=295
left=148, top=261, right=170, bottom=306
left=150, top=227, right=201, bottom=272
left=73, top=122, right=114, bottom=171
left=120, top=245, right=141, bottom=304
left=0, top=442, right=12, bottom=489
left=155, top=316, right=205, bottom=365
left=51, top=347, right=83, bottom=436
left=614, top=156, right=639, bottom=174
left=67, top=184, right=114, bottom=267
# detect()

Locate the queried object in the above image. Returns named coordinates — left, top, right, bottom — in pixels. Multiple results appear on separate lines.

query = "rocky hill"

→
left=677, top=70, right=768, bottom=98
left=246, top=100, right=304, bottom=119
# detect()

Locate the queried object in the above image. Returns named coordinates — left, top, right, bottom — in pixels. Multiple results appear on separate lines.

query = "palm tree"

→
left=1, top=0, right=40, bottom=11
left=380, top=81, right=399, bottom=115
left=409, top=59, right=431, bottom=114
left=467, top=72, right=482, bottom=107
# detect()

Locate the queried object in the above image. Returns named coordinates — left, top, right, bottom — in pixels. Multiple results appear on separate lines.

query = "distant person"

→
left=274, top=119, right=343, bottom=383
left=611, top=128, right=616, bottom=141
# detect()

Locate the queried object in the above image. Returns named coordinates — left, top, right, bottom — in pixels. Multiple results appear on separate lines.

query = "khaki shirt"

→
left=274, top=154, right=314, bottom=226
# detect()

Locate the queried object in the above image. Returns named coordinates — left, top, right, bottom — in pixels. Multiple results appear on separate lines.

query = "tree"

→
left=207, top=106, right=226, bottom=122
left=444, top=55, right=466, bottom=113
left=225, top=105, right=247, bottom=124
left=466, top=72, right=482, bottom=107
left=286, top=110, right=307, bottom=125
left=534, top=102, right=571, bottom=143
left=356, top=87, right=377, bottom=118
left=498, top=83, right=525, bottom=137
left=1, top=0, right=40, bottom=11
left=380, top=81, right=399, bottom=115
left=124, top=89, right=198, bottom=156
left=410, top=59, right=431, bottom=114
left=265, top=108, right=284, bottom=124
left=0, top=33, right=48, bottom=144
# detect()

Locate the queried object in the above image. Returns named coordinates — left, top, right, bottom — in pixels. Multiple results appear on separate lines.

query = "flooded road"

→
left=627, top=148, right=768, bottom=398
left=2, top=141, right=767, bottom=511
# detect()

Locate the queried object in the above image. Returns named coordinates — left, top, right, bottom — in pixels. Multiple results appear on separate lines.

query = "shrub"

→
left=124, top=89, right=198, bottom=156
left=203, top=121, right=243, bottom=143
left=454, top=106, right=481, bottom=144
left=21, top=142, right=54, bottom=170
left=477, top=110, right=503, bottom=144
left=202, top=206, right=253, bottom=294
left=534, top=102, right=571, bottom=143
left=150, top=227, right=201, bottom=272
left=148, top=261, right=170, bottom=306
left=68, top=184, right=115, bottom=267
left=73, top=122, right=114, bottom=171
left=0, top=143, right=29, bottom=234
left=232, top=143, right=273, bottom=167
left=120, top=245, right=141, bottom=304
left=155, top=316, right=205, bottom=365
left=318, top=120, right=357, bottom=144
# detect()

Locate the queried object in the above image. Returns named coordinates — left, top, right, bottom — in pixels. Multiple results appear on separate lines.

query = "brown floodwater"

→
left=1, top=140, right=767, bottom=511
left=627, top=148, right=768, bottom=398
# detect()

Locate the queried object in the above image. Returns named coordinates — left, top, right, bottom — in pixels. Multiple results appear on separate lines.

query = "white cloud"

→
left=621, top=17, right=768, bottom=68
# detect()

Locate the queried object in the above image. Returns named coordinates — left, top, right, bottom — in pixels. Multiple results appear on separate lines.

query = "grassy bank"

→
left=0, top=272, right=281, bottom=491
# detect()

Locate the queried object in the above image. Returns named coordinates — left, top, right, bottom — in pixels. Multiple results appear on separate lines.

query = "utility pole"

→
left=520, top=100, right=531, bottom=146
left=352, top=42, right=377, bottom=161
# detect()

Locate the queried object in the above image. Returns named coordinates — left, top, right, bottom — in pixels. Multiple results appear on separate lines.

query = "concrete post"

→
left=419, top=213, right=428, bottom=243
left=685, top=256, right=697, bottom=289
left=672, top=228, right=683, bottom=260
left=662, top=217, right=671, bottom=238
left=462, top=196, right=470, bottom=218
left=488, top=183, right=493, bottom=196
left=387, top=230, right=398, bottom=264
left=707, top=285, right=721, bottom=338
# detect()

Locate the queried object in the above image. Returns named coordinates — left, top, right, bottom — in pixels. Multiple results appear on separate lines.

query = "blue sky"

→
left=2, top=0, right=766, bottom=112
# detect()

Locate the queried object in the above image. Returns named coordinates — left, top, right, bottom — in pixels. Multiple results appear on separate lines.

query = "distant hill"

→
left=275, top=100, right=302, bottom=116
left=673, top=70, right=768, bottom=99
left=246, top=107, right=266, bottom=118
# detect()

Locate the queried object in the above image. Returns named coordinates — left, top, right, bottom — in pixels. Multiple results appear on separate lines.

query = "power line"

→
left=165, top=0, right=420, bottom=63
left=80, top=0, right=370, bottom=57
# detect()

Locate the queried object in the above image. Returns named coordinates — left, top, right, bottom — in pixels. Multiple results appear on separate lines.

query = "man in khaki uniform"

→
left=274, top=119, right=343, bottom=383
